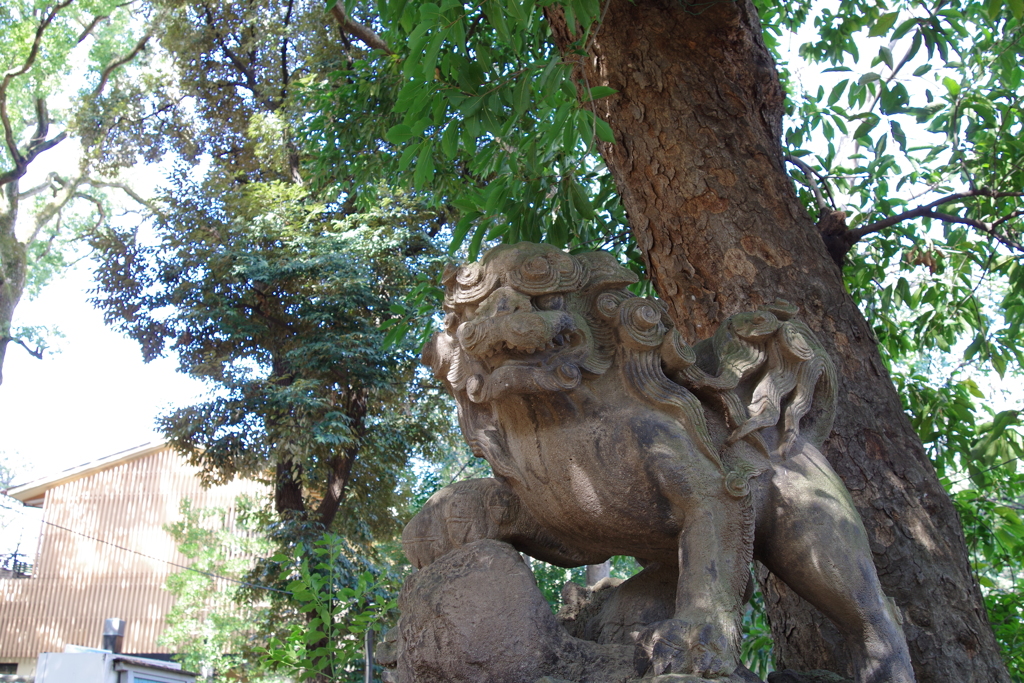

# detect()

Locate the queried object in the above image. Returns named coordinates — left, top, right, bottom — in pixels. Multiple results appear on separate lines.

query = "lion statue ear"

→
left=576, top=251, right=638, bottom=290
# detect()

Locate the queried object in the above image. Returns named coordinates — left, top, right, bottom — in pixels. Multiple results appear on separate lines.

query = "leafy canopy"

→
left=0, top=0, right=164, bottom=383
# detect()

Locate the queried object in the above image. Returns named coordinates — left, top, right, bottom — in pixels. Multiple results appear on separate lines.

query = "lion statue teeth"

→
left=406, top=242, right=916, bottom=683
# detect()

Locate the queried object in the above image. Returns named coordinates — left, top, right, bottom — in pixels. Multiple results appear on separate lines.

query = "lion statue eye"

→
left=535, top=294, right=565, bottom=311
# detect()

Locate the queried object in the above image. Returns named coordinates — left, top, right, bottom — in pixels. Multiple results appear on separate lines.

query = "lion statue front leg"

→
left=631, top=473, right=753, bottom=679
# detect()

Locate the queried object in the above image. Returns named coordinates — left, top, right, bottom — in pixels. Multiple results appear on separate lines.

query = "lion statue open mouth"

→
left=403, top=242, right=914, bottom=683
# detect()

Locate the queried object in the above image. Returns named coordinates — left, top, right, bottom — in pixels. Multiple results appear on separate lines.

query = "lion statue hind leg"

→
left=755, top=441, right=915, bottom=683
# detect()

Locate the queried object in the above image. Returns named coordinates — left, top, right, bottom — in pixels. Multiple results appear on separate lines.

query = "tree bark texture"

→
left=0, top=185, right=27, bottom=386
left=549, top=1, right=1009, bottom=681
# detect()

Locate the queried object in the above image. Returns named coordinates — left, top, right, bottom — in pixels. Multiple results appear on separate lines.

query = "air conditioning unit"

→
left=35, top=650, right=196, bottom=683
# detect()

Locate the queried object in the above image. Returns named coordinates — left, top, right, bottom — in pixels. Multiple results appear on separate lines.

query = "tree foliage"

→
left=771, top=3, right=1024, bottom=674
left=93, top=179, right=451, bottom=538
left=262, top=536, right=396, bottom=682
left=163, top=496, right=402, bottom=682
left=0, top=0, right=167, bottom=384
left=91, top=0, right=462, bottom=542
left=161, top=496, right=277, bottom=680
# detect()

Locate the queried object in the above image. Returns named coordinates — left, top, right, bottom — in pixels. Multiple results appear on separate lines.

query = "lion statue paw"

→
left=634, top=618, right=739, bottom=679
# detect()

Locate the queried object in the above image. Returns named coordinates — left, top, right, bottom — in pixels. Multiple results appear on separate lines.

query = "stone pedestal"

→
left=377, top=540, right=765, bottom=683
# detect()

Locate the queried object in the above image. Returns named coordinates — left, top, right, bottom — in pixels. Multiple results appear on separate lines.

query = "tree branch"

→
left=314, top=389, right=366, bottom=528
left=992, top=209, right=1024, bottom=229
left=28, top=98, right=51, bottom=154
left=1, top=335, right=44, bottom=360
left=92, top=30, right=153, bottom=97
left=82, top=177, right=164, bottom=218
left=17, top=172, right=62, bottom=200
left=851, top=190, right=1024, bottom=243
left=281, top=0, right=296, bottom=100
left=0, top=0, right=75, bottom=184
left=26, top=174, right=80, bottom=246
left=785, top=155, right=829, bottom=212
left=203, top=8, right=260, bottom=96
left=817, top=189, right=1024, bottom=265
left=32, top=213, right=64, bottom=264
left=72, top=191, right=108, bottom=237
left=330, top=4, right=392, bottom=55
left=77, top=14, right=110, bottom=44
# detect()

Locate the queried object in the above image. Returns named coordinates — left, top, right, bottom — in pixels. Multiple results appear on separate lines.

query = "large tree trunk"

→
left=549, top=1, right=1009, bottom=681
left=0, top=185, right=26, bottom=387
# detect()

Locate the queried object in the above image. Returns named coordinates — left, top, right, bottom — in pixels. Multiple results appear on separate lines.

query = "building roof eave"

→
left=3, top=442, right=168, bottom=508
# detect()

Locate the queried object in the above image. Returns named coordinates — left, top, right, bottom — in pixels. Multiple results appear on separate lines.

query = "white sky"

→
left=0, top=262, right=206, bottom=482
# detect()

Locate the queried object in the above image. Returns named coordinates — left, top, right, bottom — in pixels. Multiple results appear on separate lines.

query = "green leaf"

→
left=852, top=114, right=880, bottom=140
left=488, top=0, right=514, bottom=45
left=582, top=86, right=618, bottom=102
left=992, top=353, right=1007, bottom=378
left=827, top=80, right=848, bottom=107
left=569, top=179, right=595, bottom=219
left=468, top=221, right=488, bottom=261
left=537, top=56, right=563, bottom=102
left=440, top=122, right=460, bottom=159
left=890, top=120, right=907, bottom=151
left=964, top=379, right=985, bottom=399
left=963, top=334, right=985, bottom=361
left=896, top=277, right=911, bottom=304
left=879, top=46, right=893, bottom=70
left=594, top=116, right=615, bottom=143
left=398, top=141, right=420, bottom=172
left=995, top=527, right=1020, bottom=551
left=405, top=23, right=433, bottom=69
left=513, top=75, right=531, bottom=116
left=451, top=16, right=467, bottom=52
left=385, top=124, right=415, bottom=144
left=382, top=323, right=408, bottom=348
left=450, top=212, right=481, bottom=254
left=868, top=12, right=899, bottom=37
left=418, top=2, right=441, bottom=22
left=506, top=0, right=529, bottom=25
left=422, top=26, right=451, bottom=80
left=990, top=410, right=1019, bottom=438
left=942, top=76, right=961, bottom=97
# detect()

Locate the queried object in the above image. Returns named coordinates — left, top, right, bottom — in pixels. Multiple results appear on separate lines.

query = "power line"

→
left=0, top=496, right=290, bottom=595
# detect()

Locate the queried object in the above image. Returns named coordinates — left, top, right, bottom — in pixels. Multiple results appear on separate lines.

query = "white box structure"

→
left=35, top=650, right=196, bottom=683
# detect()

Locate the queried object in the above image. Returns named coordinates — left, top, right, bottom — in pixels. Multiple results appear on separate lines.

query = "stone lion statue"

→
left=403, top=242, right=914, bottom=683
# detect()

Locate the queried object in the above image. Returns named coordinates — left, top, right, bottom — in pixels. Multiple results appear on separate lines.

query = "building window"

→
left=0, top=663, right=18, bottom=674
left=115, top=665, right=195, bottom=683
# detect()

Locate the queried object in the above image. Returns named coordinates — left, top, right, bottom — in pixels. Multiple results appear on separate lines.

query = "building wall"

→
left=0, top=445, right=265, bottom=662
